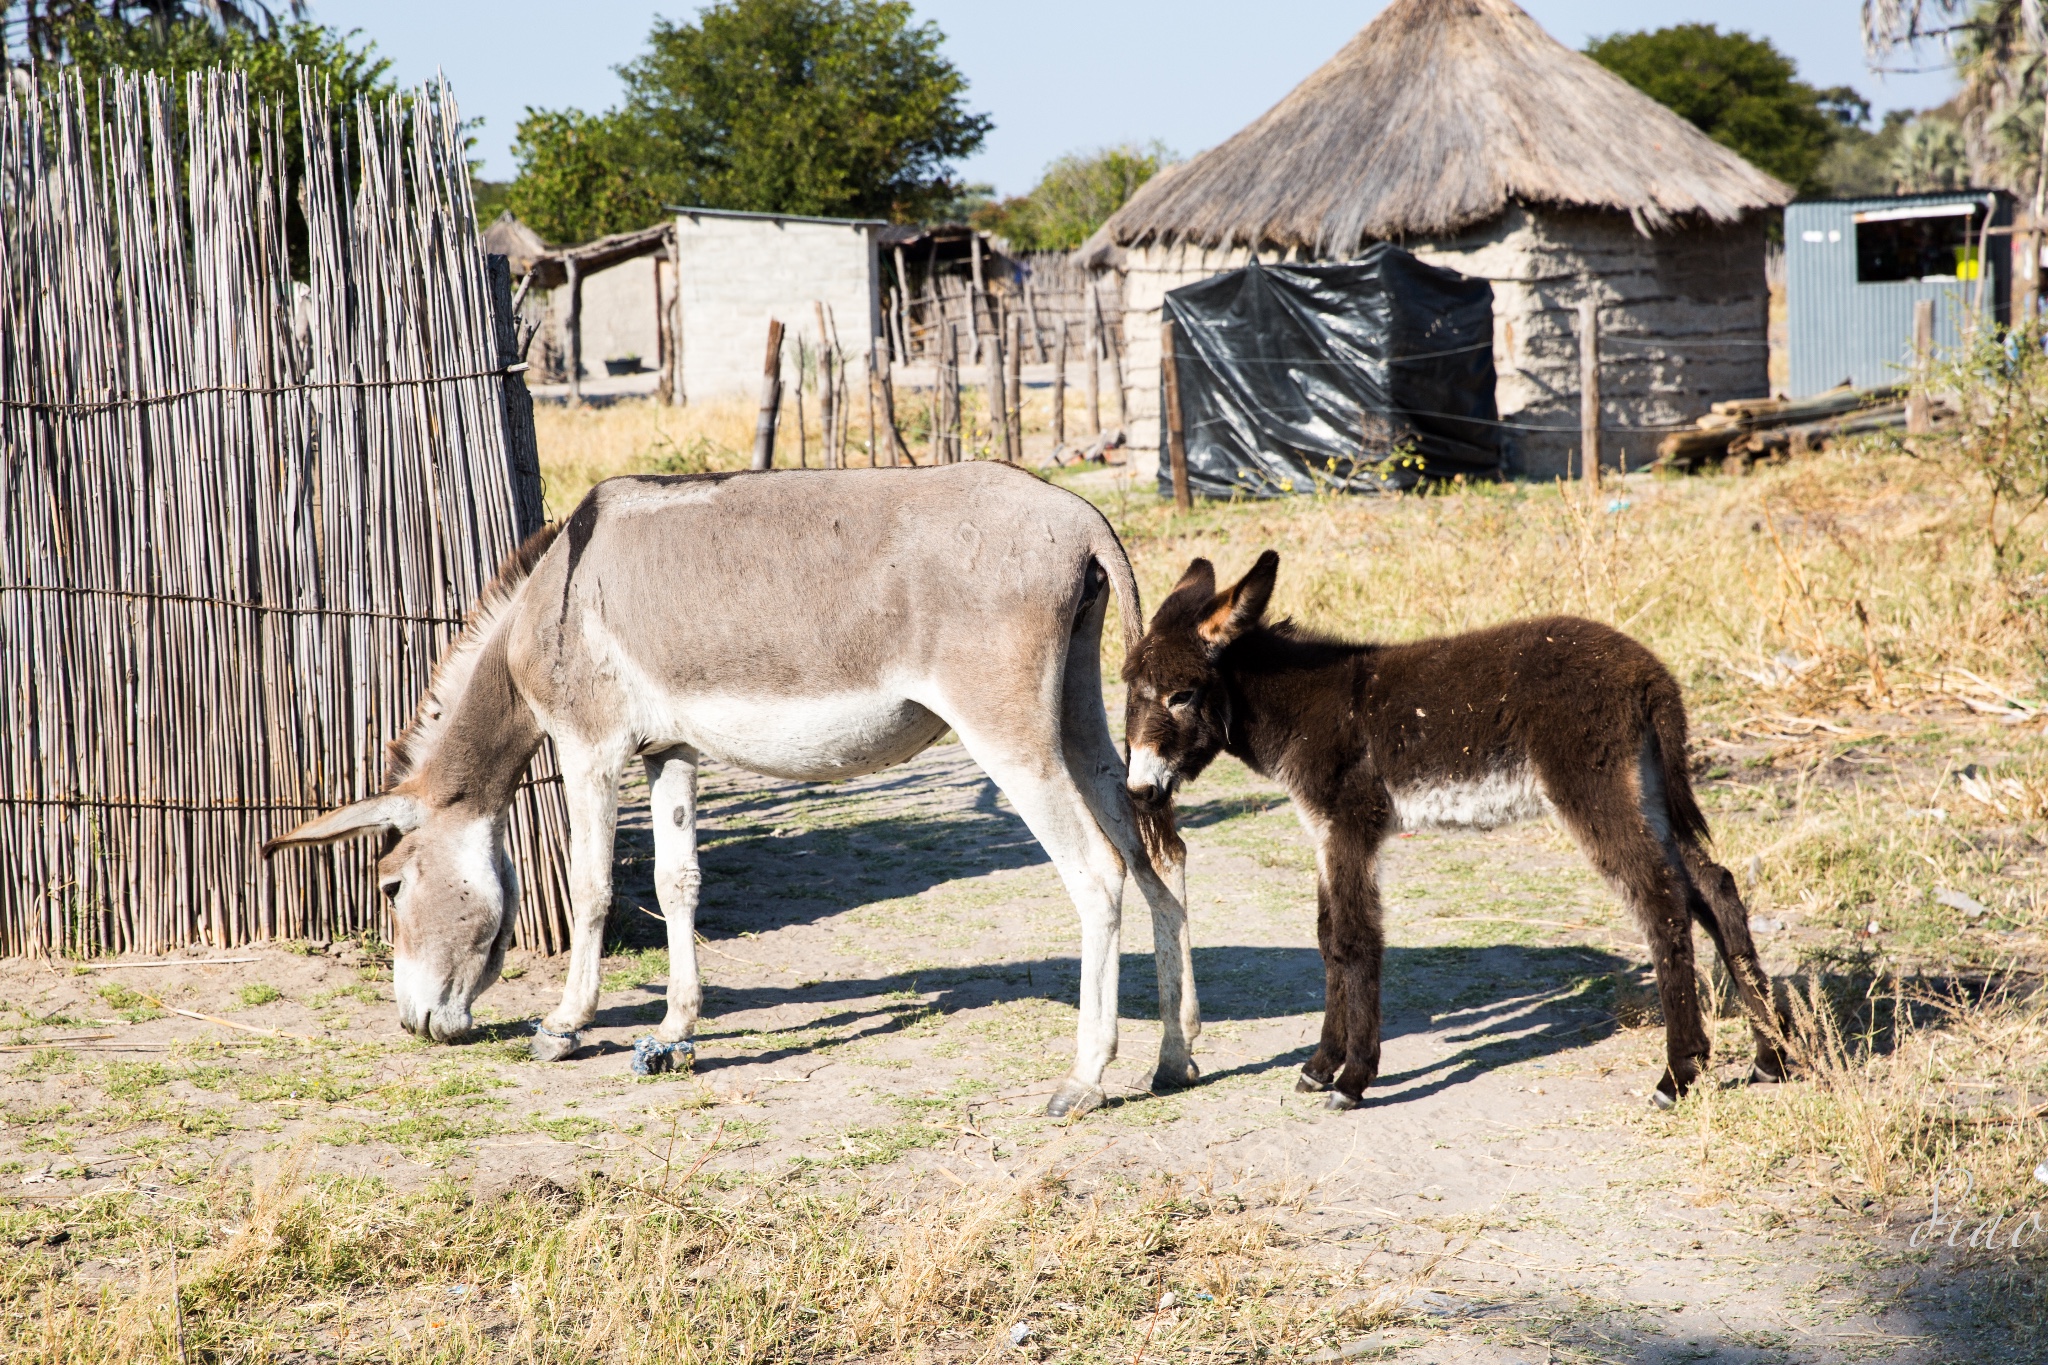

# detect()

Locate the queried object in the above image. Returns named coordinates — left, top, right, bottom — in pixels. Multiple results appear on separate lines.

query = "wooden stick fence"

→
left=0, top=69, right=573, bottom=958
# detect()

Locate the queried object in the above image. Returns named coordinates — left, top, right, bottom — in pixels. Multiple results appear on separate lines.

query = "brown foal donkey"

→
left=1122, top=552, right=1790, bottom=1111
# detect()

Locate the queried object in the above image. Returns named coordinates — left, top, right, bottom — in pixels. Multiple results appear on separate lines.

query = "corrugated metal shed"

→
left=1787, top=192, right=2012, bottom=397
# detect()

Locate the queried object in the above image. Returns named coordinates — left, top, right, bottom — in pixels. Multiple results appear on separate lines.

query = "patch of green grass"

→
left=312, top=983, right=381, bottom=1007
left=236, top=983, right=284, bottom=1008
left=98, top=1061, right=171, bottom=1099
left=530, top=1115, right=608, bottom=1142
left=16, top=1047, right=76, bottom=1076
left=601, top=947, right=669, bottom=993
left=93, top=982, right=163, bottom=1024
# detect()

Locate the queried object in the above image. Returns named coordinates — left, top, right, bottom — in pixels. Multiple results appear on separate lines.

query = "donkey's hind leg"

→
left=1677, top=842, right=1791, bottom=1082
left=1551, top=791, right=1711, bottom=1108
left=1059, top=608, right=1201, bottom=1093
left=948, top=715, right=1129, bottom=1119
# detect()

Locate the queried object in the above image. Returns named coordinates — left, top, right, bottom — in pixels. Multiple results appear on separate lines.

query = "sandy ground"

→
left=0, top=738, right=2016, bottom=1362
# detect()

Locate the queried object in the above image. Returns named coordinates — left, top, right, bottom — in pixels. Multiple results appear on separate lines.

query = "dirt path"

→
left=0, top=738, right=2014, bottom=1361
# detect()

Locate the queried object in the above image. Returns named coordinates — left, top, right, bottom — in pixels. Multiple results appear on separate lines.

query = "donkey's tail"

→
left=1087, top=523, right=1187, bottom=870
left=1088, top=523, right=1145, bottom=661
left=1647, top=674, right=1710, bottom=847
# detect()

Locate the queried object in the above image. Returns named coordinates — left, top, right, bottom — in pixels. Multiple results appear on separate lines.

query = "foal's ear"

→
left=1169, top=558, right=1216, bottom=602
left=1197, top=550, right=1279, bottom=648
left=262, top=793, right=422, bottom=857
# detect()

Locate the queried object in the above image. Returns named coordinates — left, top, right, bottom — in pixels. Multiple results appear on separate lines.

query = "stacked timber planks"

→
left=1654, top=384, right=1942, bottom=471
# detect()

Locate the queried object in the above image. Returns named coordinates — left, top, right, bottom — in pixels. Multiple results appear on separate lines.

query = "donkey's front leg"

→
left=535, top=738, right=626, bottom=1061
left=635, top=745, right=702, bottom=1072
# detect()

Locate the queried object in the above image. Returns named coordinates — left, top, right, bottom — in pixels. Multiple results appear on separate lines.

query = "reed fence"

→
left=882, top=251, right=1124, bottom=371
left=0, top=69, right=573, bottom=958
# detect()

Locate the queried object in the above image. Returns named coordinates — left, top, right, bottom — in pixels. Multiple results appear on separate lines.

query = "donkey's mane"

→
left=382, top=521, right=562, bottom=789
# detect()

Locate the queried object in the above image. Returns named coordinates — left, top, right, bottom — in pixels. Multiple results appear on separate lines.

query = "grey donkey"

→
left=265, top=463, right=1198, bottom=1117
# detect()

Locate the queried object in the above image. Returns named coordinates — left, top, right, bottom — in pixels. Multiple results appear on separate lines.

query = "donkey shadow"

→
left=589, top=934, right=1637, bottom=1105
left=598, top=765, right=1643, bottom=1103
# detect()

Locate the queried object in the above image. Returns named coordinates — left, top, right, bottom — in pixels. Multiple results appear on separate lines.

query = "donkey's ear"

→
left=1197, top=550, right=1279, bottom=648
left=262, top=793, right=422, bottom=857
left=1169, top=558, right=1216, bottom=602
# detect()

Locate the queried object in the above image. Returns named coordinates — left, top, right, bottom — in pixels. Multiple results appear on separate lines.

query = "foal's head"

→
left=264, top=791, right=516, bottom=1042
left=1123, top=551, right=1278, bottom=808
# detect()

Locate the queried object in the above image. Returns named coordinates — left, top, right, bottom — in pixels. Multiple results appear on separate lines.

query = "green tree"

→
left=1586, top=25, right=1863, bottom=193
left=43, top=15, right=393, bottom=272
left=504, top=109, right=663, bottom=245
left=1818, top=109, right=1917, bottom=195
left=974, top=142, right=1171, bottom=251
left=1892, top=113, right=1971, bottom=190
left=53, top=16, right=389, bottom=112
left=507, top=0, right=989, bottom=242
left=4, top=1, right=301, bottom=64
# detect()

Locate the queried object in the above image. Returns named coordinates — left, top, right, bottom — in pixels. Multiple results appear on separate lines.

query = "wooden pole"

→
left=1162, top=313, right=1191, bottom=511
left=942, top=323, right=962, bottom=463
left=968, top=233, right=985, bottom=363
left=1052, top=321, right=1067, bottom=451
left=864, top=350, right=878, bottom=467
left=655, top=250, right=675, bottom=406
left=893, top=244, right=913, bottom=358
left=562, top=255, right=583, bottom=407
left=1024, top=277, right=1047, bottom=362
left=984, top=302, right=1007, bottom=461
left=814, top=302, right=837, bottom=469
left=1104, top=300, right=1127, bottom=430
left=1907, top=298, right=1935, bottom=434
left=1579, top=295, right=1600, bottom=493
left=1085, top=286, right=1102, bottom=436
left=751, top=318, right=784, bottom=470
left=1005, top=310, right=1023, bottom=462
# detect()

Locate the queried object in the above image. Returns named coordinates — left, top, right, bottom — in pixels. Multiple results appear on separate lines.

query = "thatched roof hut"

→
left=1087, top=0, right=1794, bottom=480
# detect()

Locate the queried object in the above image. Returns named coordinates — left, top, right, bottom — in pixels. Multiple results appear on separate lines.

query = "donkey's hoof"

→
left=1749, top=1061, right=1787, bottom=1085
left=530, top=1023, right=582, bottom=1062
left=631, top=1036, right=693, bottom=1076
left=1322, top=1091, right=1361, bottom=1112
left=1295, top=1070, right=1334, bottom=1093
left=1649, top=1084, right=1679, bottom=1111
left=1152, top=1058, right=1200, bottom=1092
left=1044, top=1079, right=1105, bottom=1118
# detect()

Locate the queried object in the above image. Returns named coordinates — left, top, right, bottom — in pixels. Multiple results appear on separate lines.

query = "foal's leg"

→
left=952, top=718, right=1128, bottom=1118
left=1308, top=816, right=1387, bottom=1109
left=1059, top=617, right=1201, bottom=1091
left=1554, top=794, right=1710, bottom=1107
left=1677, top=841, right=1791, bottom=1081
left=643, top=745, right=704, bottom=1052
left=535, top=736, right=627, bottom=1060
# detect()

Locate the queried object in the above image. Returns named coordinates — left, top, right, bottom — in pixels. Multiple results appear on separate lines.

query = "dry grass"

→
left=1, top=1154, right=1385, bottom=1362
left=1093, top=445, right=2044, bottom=728
left=532, top=380, right=1109, bottom=518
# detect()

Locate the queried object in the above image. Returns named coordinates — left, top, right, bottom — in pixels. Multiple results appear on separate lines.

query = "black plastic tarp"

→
left=1158, top=248, right=1500, bottom=498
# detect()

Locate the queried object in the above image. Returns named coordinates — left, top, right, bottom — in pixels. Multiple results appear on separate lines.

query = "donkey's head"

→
left=264, top=791, right=517, bottom=1042
left=1123, top=551, right=1278, bottom=808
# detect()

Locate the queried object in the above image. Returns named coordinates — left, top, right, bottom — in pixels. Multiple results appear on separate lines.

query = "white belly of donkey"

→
left=1390, top=767, right=1551, bottom=831
left=672, top=691, right=949, bottom=782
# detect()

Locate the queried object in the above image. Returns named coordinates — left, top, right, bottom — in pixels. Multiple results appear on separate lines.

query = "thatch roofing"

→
left=1089, top=0, right=1791, bottom=258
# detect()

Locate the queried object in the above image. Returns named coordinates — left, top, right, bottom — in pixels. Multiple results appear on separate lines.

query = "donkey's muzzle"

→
left=399, top=996, right=474, bottom=1043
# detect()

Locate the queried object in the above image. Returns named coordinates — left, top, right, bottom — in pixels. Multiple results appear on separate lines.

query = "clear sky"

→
left=306, top=1, right=1962, bottom=191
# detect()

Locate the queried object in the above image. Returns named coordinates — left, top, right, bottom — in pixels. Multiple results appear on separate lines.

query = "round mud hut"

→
left=1083, top=0, right=1792, bottom=481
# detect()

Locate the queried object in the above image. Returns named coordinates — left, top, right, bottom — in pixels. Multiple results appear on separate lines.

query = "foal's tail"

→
left=1087, top=524, right=1187, bottom=872
left=1647, top=674, right=1711, bottom=848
